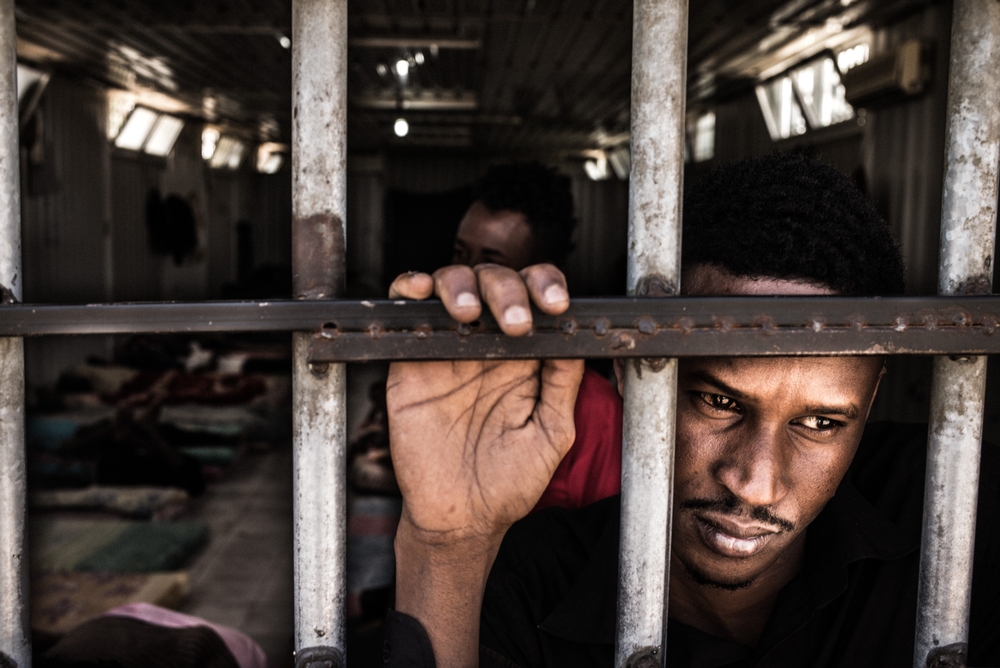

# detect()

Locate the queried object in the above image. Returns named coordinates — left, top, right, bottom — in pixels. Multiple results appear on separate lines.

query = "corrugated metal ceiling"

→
left=13, top=0, right=935, bottom=156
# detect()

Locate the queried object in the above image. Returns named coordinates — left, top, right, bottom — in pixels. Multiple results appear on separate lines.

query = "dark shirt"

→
left=381, top=423, right=1000, bottom=667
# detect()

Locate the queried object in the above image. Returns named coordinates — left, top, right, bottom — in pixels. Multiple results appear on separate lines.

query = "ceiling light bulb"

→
left=394, top=118, right=409, bottom=137
left=278, top=35, right=291, bottom=49
left=395, top=59, right=409, bottom=77
left=414, top=51, right=425, bottom=65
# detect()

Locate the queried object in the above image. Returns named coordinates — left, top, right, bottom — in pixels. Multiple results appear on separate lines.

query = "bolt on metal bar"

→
left=616, top=0, right=688, bottom=666
left=0, top=1, right=29, bottom=666
left=291, top=1, right=348, bottom=667
left=915, top=1, right=1000, bottom=666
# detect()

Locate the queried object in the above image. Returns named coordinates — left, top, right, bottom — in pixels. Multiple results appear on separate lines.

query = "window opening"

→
left=691, top=111, right=715, bottom=162
left=257, top=143, right=286, bottom=174
left=16, top=64, right=43, bottom=104
left=790, top=57, right=854, bottom=129
left=202, top=127, right=221, bottom=160
left=756, top=76, right=807, bottom=141
left=836, top=42, right=870, bottom=74
left=143, top=114, right=184, bottom=156
left=113, top=106, right=158, bottom=150
left=209, top=136, right=247, bottom=170
left=107, top=91, right=136, bottom=141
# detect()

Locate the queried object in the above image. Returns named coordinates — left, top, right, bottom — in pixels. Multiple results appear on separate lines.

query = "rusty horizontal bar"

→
left=1, top=296, right=997, bottom=357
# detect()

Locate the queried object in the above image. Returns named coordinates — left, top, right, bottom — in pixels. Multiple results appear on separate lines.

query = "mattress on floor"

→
left=31, top=571, right=189, bottom=637
left=31, top=486, right=189, bottom=520
left=30, top=518, right=209, bottom=573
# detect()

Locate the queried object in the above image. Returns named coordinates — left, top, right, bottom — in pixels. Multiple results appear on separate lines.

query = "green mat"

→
left=31, top=518, right=208, bottom=572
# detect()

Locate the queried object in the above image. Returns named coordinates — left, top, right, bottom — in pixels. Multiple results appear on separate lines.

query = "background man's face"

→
left=617, top=265, right=884, bottom=590
left=452, top=200, right=537, bottom=270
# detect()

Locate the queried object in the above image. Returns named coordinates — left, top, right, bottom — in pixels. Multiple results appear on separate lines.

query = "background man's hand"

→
left=387, top=263, right=584, bottom=543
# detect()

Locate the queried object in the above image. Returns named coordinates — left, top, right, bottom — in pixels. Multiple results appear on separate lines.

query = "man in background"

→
left=347, top=162, right=623, bottom=631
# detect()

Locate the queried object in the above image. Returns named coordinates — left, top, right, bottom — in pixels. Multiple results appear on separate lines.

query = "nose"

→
left=713, top=422, right=790, bottom=510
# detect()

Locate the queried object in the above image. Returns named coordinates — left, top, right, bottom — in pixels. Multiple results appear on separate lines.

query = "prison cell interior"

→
left=0, top=1, right=999, bottom=668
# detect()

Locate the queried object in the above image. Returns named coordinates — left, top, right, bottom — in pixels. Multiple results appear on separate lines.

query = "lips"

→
left=694, top=513, right=780, bottom=558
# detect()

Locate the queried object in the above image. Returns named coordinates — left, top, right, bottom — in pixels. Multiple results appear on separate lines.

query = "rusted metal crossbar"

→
left=0, top=297, right=997, bottom=360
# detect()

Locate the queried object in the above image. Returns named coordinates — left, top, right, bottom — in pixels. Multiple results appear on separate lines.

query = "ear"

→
left=613, top=359, right=626, bottom=397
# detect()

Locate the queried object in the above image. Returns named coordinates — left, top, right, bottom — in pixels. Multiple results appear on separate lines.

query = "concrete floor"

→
left=180, top=444, right=295, bottom=668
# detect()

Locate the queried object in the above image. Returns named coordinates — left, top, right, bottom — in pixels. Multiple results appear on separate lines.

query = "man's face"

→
left=619, top=265, right=884, bottom=591
left=452, top=200, right=537, bottom=271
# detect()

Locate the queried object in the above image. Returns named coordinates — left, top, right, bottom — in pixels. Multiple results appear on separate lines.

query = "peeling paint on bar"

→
left=291, top=0, right=349, bottom=664
left=0, top=0, right=28, bottom=665
left=915, top=0, right=1000, bottom=666
left=616, top=0, right=689, bottom=665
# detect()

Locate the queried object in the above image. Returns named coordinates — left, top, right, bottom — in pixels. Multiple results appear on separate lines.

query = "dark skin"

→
left=452, top=201, right=539, bottom=270
left=387, top=263, right=884, bottom=667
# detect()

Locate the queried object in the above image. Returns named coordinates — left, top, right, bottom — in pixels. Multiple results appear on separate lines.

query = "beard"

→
left=678, top=555, right=756, bottom=591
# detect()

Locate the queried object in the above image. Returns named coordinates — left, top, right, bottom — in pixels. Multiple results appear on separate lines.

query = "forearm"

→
left=394, top=513, right=505, bottom=668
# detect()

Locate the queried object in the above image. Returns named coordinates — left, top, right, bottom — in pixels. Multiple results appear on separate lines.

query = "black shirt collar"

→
left=537, top=478, right=918, bottom=651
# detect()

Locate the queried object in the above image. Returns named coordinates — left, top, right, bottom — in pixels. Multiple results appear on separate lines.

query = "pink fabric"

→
left=533, top=368, right=623, bottom=512
left=103, top=603, right=270, bottom=668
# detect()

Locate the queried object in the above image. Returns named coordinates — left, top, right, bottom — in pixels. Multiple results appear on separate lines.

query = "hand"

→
left=387, top=264, right=585, bottom=543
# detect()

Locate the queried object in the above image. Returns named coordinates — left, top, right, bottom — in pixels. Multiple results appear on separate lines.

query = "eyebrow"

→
left=689, top=370, right=861, bottom=420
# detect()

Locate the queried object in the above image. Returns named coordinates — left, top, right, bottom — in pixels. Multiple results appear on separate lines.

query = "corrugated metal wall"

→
left=19, top=78, right=111, bottom=387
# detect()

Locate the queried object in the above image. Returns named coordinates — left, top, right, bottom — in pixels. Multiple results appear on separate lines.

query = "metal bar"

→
left=915, top=1, right=1000, bottom=666
left=291, top=1, right=348, bottom=667
left=0, top=0, right=29, bottom=666
left=0, top=295, right=993, bottom=336
left=616, top=0, right=688, bottom=666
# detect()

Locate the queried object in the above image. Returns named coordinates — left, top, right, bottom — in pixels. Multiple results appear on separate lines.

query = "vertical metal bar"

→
left=615, top=1, right=688, bottom=666
left=915, top=1, right=1000, bottom=666
left=0, top=1, right=29, bottom=666
left=291, top=1, right=348, bottom=667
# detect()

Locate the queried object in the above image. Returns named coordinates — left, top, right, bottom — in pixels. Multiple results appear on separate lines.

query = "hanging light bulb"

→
left=395, top=59, right=410, bottom=77
left=394, top=118, right=409, bottom=137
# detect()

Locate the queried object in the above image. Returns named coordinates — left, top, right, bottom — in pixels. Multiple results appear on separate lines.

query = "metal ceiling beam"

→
left=349, top=36, right=481, bottom=49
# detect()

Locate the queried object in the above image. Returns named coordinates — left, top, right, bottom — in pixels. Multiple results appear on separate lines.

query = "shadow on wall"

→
left=381, top=185, right=474, bottom=286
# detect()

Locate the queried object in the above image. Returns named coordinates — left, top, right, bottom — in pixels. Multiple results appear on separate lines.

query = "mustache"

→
left=679, top=495, right=796, bottom=533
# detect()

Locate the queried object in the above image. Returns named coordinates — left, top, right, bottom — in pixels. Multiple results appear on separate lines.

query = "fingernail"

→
left=455, top=292, right=479, bottom=308
left=503, top=306, right=531, bottom=326
left=543, top=284, right=569, bottom=305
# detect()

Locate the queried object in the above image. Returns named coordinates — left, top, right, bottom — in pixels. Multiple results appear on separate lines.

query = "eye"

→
left=796, top=415, right=841, bottom=431
left=698, top=392, right=741, bottom=414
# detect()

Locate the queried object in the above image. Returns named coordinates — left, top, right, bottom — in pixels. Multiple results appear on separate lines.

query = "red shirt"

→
left=533, top=368, right=623, bottom=512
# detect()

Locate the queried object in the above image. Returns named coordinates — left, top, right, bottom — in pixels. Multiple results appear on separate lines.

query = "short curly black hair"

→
left=683, top=152, right=905, bottom=296
left=473, top=162, right=577, bottom=266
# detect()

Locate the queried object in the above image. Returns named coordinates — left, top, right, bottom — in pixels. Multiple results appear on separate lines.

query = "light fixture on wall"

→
left=394, top=117, right=409, bottom=137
